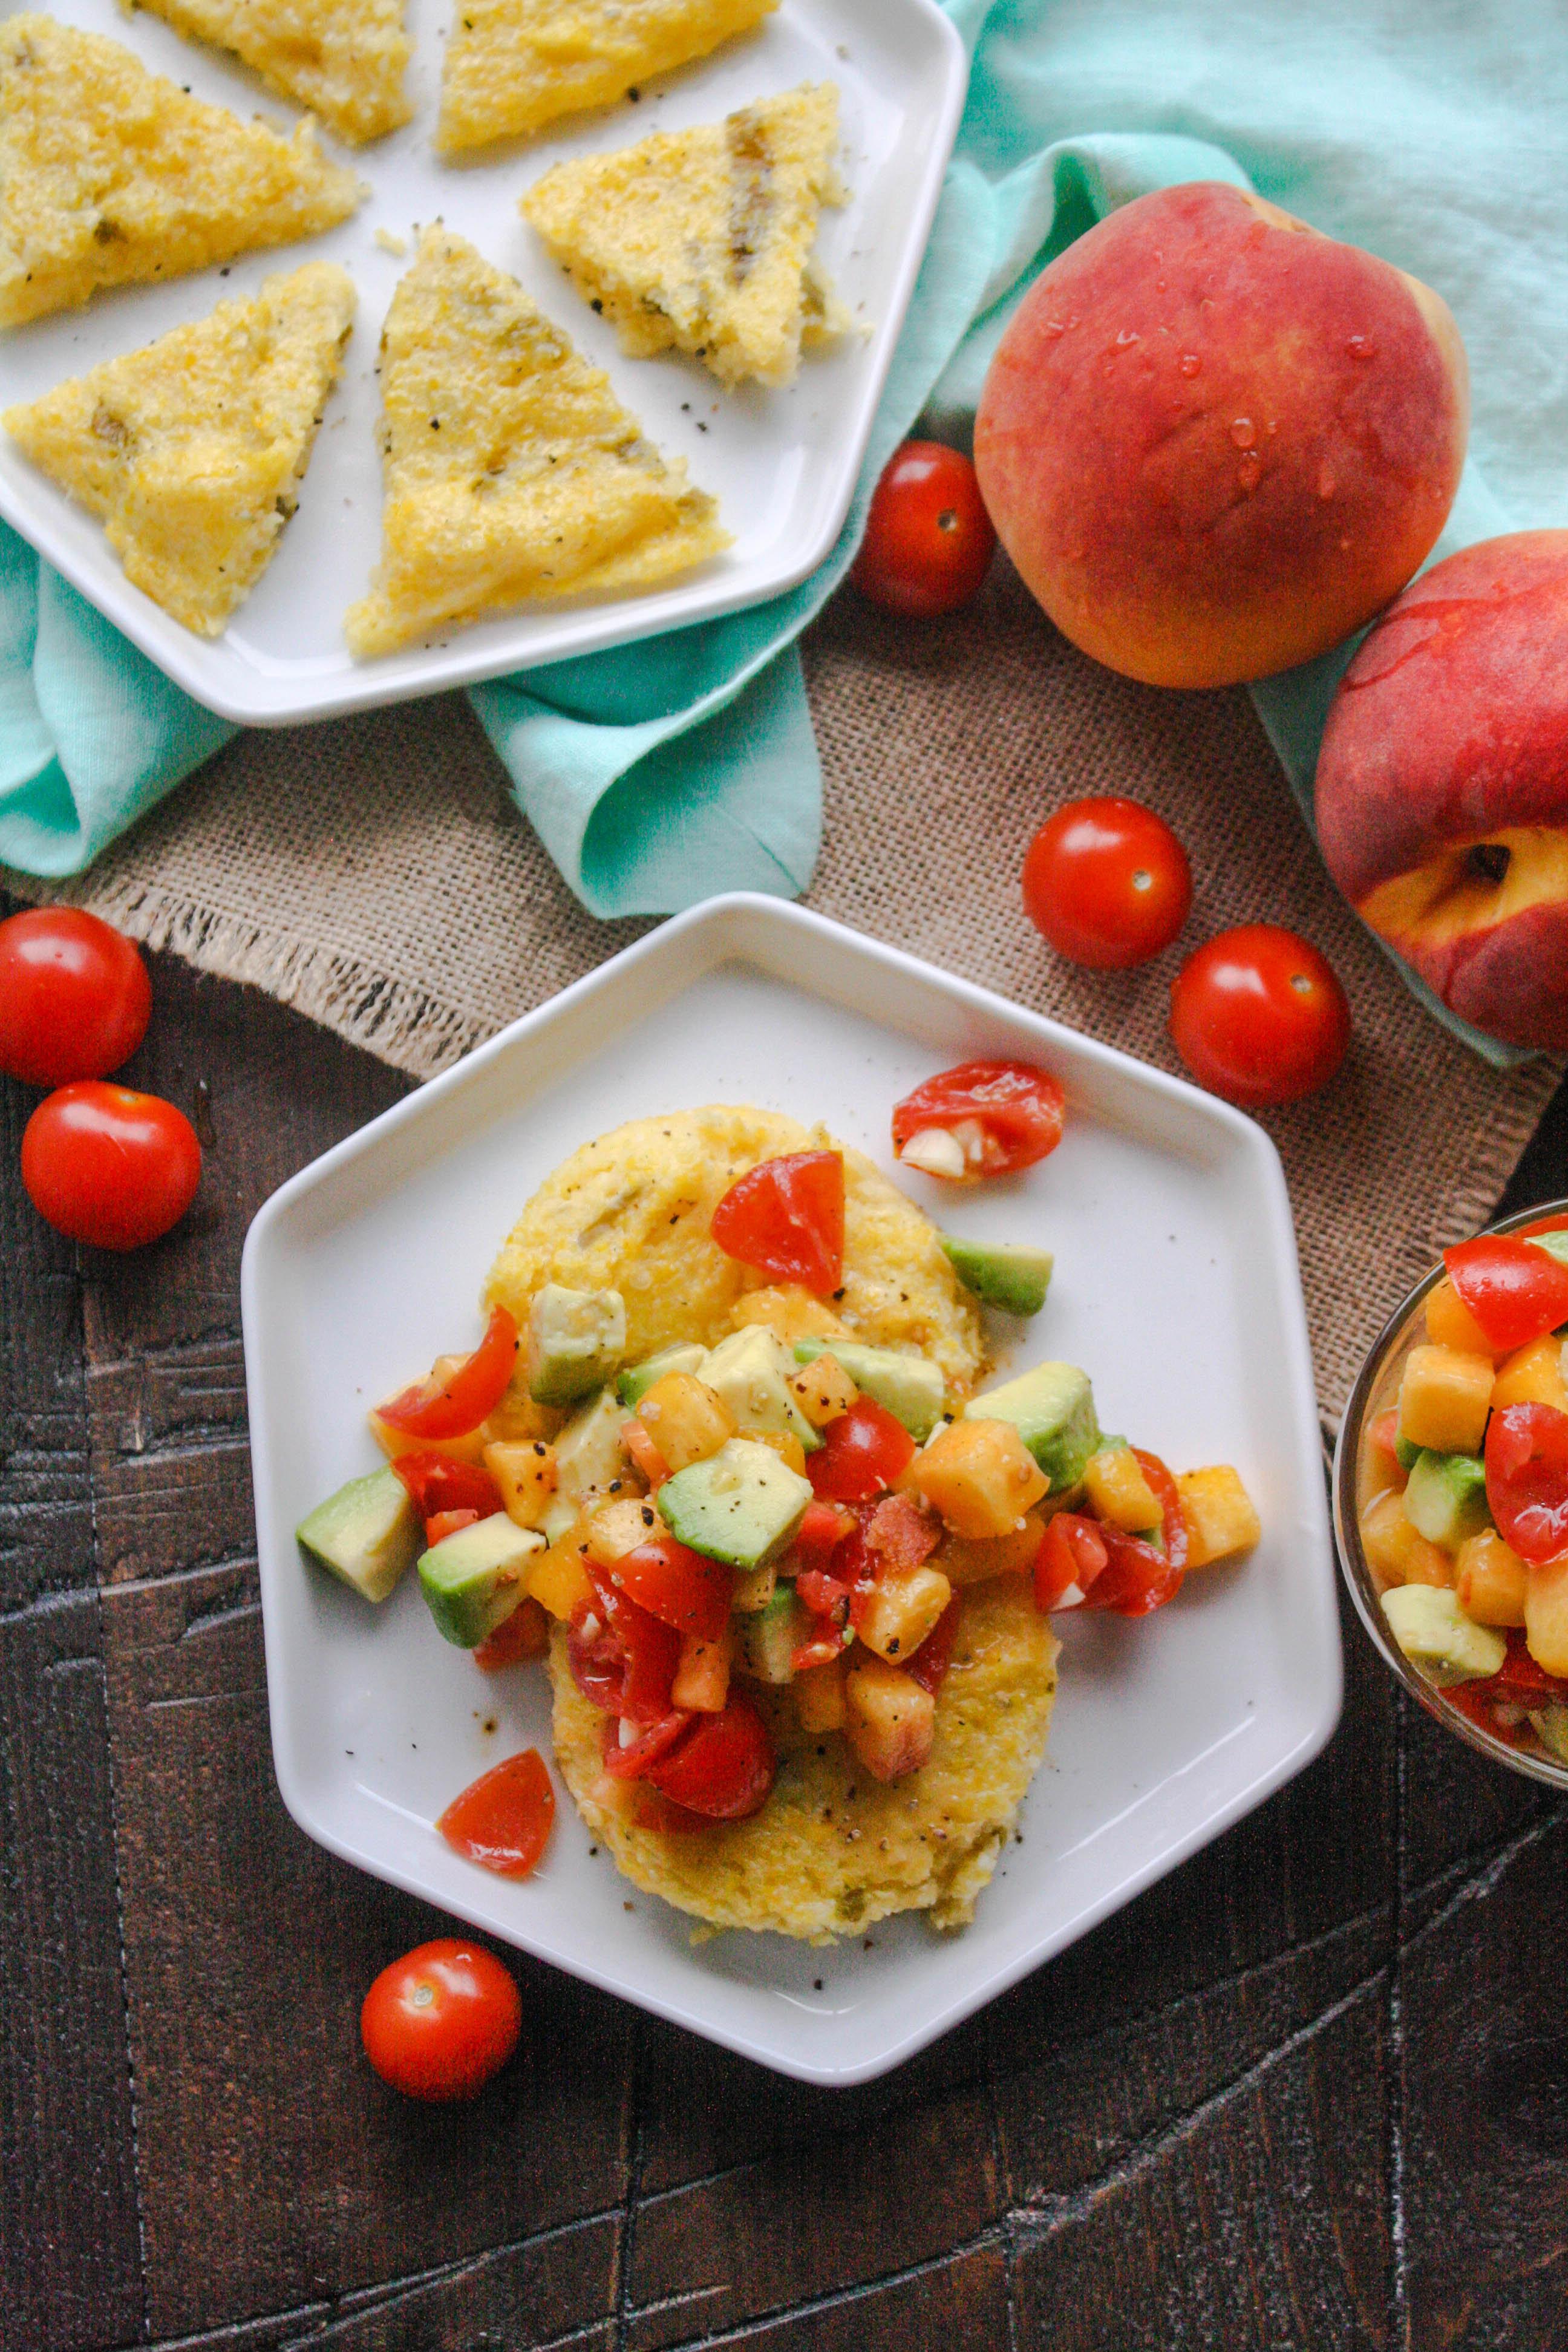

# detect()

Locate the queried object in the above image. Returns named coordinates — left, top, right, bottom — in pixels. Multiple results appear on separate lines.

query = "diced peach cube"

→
left=1455, top=1529, right=1527, bottom=1627
left=1526, top=1556, right=1568, bottom=1677
left=483, top=1437, right=558, bottom=1529
left=1491, top=1335, right=1568, bottom=1416
left=1396, top=1344, right=1494, bottom=1456
left=1424, top=1277, right=1498, bottom=1359
left=1176, top=1466, right=1261, bottom=1569
left=937, top=1511, right=1048, bottom=1587
left=636, top=1372, right=734, bottom=1471
left=787, top=1351, right=858, bottom=1428
left=585, top=1494, right=666, bottom=1566
left=843, top=1653, right=936, bottom=1782
left=1359, top=1491, right=1454, bottom=1589
left=528, top=1526, right=594, bottom=1619
left=1083, top=1445, right=1162, bottom=1534
left=853, top=1564, right=953, bottom=1664
left=671, top=1624, right=731, bottom=1713
left=911, top=1417, right=1048, bottom=1538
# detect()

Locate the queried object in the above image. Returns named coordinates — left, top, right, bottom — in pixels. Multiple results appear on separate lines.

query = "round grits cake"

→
left=485, top=1104, right=984, bottom=1392
left=550, top=1577, right=1059, bottom=1941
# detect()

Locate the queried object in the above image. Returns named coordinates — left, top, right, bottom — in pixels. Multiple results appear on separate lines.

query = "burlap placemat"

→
left=7, top=563, right=1559, bottom=1421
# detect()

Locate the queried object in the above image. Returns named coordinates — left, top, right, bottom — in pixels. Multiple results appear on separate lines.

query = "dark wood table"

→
left=6, top=910, right=1568, bottom=2352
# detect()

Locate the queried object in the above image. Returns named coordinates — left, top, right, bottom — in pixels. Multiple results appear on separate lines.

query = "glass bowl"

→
left=1333, top=1197, right=1568, bottom=1788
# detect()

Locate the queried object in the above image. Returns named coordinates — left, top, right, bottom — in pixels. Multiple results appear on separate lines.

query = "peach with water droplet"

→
left=973, top=181, right=1468, bottom=687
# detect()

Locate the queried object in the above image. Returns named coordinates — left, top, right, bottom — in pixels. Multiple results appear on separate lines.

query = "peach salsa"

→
left=295, top=1102, right=1261, bottom=1941
left=1356, top=1215, right=1568, bottom=1762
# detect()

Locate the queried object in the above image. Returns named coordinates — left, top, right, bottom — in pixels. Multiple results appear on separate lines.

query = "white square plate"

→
left=0, top=0, right=964, bottom=724
left=241, top=897, right=1342, bottom=2085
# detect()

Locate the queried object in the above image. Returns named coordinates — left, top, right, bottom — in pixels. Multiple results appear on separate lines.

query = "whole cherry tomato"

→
left=1022, top=797, right=1192, bottom=969
left=1168, top=926, right=1350, bottom=1107
left=851, top=440, right=998, bottom=618
left=21, top=1081, right=201, bottom=1249
left=361, top=1938, right=522, bottom=2102
left=0, top=907, right=151, bottom=1088
left=710, top=1151, right=844, bottom=1295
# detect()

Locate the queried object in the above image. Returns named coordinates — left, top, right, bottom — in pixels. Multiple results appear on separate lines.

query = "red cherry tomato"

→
left=1442, top=1235, right=1568, bottom=1355
left=361, top=1938, right=522, bottom=2102
left=473, top=1596, right=549, bottom=1669
left=891, top=1059, right=1065, bottom=1184
left=807, top=1396, right=916, bottom=1502
left=376, top=1305, right=519, bottom=1440
left=1022, top=797, right=1192, bottom=970
left=425, top=1506, right=482, bottom=1546
left=391, top=1452, right=505, bottom=1527
left=572, top=1568, right=682, bottom=1723
left=1480, top=1628, right=1568, bottom=1705
left=641, top=1696, right=776, bottom=1819
left=614, top=1537, right=734, bottom=1644
left=0, top=907, right=151, bottom=1088
left=1080, top=1524, right=1184, bottom=1616
left=851, top=440, right=998, bottom=618
left=1168, top=926, right=1350, bottom=1107
left=21, top=1081, right=201, bottom=1249
left=1133, top=1447, right=1189, bottom=1573
left=1033, top=1513, right=1108, bottom=1610
left=710, top=1151, right=844, bottom=1295
left=598, top=1707, right=695, bottom=1780
left=436, top=1748, right=557, bottom=1879
left=1485, top=1405, right=1568, bottom=1564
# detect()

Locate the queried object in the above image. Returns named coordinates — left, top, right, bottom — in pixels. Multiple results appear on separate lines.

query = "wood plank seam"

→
left=613, top=2022, right=651, bottom=2352
left=616, top=2227, right=1009, bottom=2351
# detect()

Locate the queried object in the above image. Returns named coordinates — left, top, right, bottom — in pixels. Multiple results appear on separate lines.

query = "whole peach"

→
left=973, top=181, right=1469, bottom=688
left=1314, top=532, right=1568, bottom=1050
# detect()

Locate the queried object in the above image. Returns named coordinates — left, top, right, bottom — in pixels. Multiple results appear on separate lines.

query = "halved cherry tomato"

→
left=579, top=1565, right=681, bottom=1721
left=1080, top=1524, right=1184, bottom=1616
left=891, top=1059, right=1065, bottom=1184
left=474, top=1596, right=549, bottom=1668
left=376, top=1305, right=518, bottom=1442
left=1133, top=1447, right=1189, bottom=1573
left=1022, top=799, right=1192, bottom=970
left=0, top=907, right=152, bottom=1088
left=1443, top=1236, right=1568, bottom=1356
left=614, top=1537, right=734, bottom=1644
left=361, top=1938, right=521, bottom=2102
left=566, top=1607, right=630, bottom=1714
left=599, top=1708, right=694, bottom=1780
left=436, top=1748, right=555, bottom=1878
left=906, top=1594, right=961, bottom=1696
left=426, top=1506, right=482, bottom=1546
left=21, top=1082, right=201, bottom=1250
left=392, top=1452, right=505, bottom=1526
left=851, top=440, right=997, bottom=618
left=1034, top=1512, right=1108, bottom=1610
left=807, top=1396, right=916, bottom=1501
left=710, top=1151, right=844, bottom=1295
left=641, top=1697, right=776, bottom=1819
left=1169, top=926, right=1350, bottom=1108
left=1485, top=1404, right=1568, bottom=1564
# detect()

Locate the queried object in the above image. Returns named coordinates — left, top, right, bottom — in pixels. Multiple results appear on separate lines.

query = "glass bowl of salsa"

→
left=1333, top=1200, right=1568, bottom=1786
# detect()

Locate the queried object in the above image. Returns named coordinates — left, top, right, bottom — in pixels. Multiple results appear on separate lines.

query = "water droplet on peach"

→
left=1115, top=327, right=1140, bottom=348
left=1346, top=333, right=1377, bottom=361
left=1178, top=352, right=1201, bottom=378
left=1236, top=454, right=1262, bottom=491
left=1229, top=417, right=1256, bottom=449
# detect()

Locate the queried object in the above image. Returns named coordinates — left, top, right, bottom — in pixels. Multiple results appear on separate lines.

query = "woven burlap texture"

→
left=7, top=563, right=1560, bottom=1420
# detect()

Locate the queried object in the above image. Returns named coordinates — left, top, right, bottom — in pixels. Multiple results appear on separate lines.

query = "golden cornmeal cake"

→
left=436, top=0, right=777, bottom=155
left=0, top=15, right=361, bottom=328
left=550, top=1576, right=1059, bottom=1941
left=4, top=262, right=354, bottom=635
left=344, top=227, right=729, bottom=658
left=128, top=0, right=413, bottom=146
left=523, top=80, right=850, bottom=389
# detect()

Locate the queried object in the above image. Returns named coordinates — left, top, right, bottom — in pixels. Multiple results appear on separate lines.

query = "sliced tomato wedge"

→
left=377, top=1307, right=519, bottom=1440
left=710, top=1151, right=845, bottom=1295
left=808, top=1396, right=916, bottom=1502
left=436, top=1748, right=555, bottom=1877
left=906, top=1595, right=961, bottom=1696
left=641, top=1697, right=776, bottom=1819
left=1485, top=1629, right=1568, bottom=1704
left=1132, top=1447, right=1189, bottom=1572
left=1444, top=1236, right=1568, bottom=1356
left=1033, top=1512, right=1108, bottom=1610
left=1082, top=1525, right=1184, bottom=1616
left=473, top=1596, right=549, bottom=1669
left=599, top=1708, right=696, bottom=1780
left=1485, top=1403, right=1568, bottom=1564
left=393, top=1452, right=505, bottom=1525
left=569, top=1567, right=682, bottom=1722
left=425, top=1506, right=482, bottom=1546
left=891, top=1059, right=1065, bottom=1184
left=788, top=1498, right=857, bottom=1575
left=613, top=1537, right=734, bottom=1644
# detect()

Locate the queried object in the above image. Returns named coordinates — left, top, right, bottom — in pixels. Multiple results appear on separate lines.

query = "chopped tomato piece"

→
left=906, top=1595, right=961, bottom=1695
left=622, top=1419, right=669, bottom=1489
left=377, top=1307, right=519, bottom=1441
left=1080, top=1524, right=1184, bottom=1616
left=891, top=1059, right=1065, bottom=1184
left=1443, top=1681, right=1528, bottom=1748
left=642, top=1698, right=776, bottom=1819
left=1483, top=1628, right=1568, bottom=1705
left=613, top=1537, right=734, bottom=1644
left=789, top=1498, right=857, bottom=1575
left=1132, top=1447, right=1189, bottom=1572
left=710, top=1151, right=844, bottom=1295
left=795, top=1567, right=852, bottom=1617
left=569, top=1567, right=682, bottom=1723
left=864, top=1492, right=941, bottom=1573
left=1033, top=1512, right=1108, bottom=1610
left=1485, top=1404, right=1568, bottom=1564
left=474, top=1596, right=549, bottom=1669
left=808, top=1396, right=916, bottom=1502
left=599, top=1708, right=696, bottom=1780
left=436, top=1748, right=555, bottom=1878
left=393, top=1452, right=505, bottom=1527
left=426, top=1506, right=482, bottom=1546
left=1444, top=1236, right=1568, bottom=1357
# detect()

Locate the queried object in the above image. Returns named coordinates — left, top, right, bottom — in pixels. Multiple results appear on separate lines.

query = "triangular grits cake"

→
left=4, top=262, right=355, bottom=635
left=132, top=0, right=413, bottom=146
left=436, top=0, right=777, bottom=155
left=523, top=80, right=849, bottom=388
left=0, top=15, right=362, bottom=327
left=344, top=227, right=729, bottom=658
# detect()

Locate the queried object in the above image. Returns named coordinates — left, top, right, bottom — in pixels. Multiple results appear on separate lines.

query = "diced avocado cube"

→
left=659, top=1437, right=814, bottom=1572
left=296, top=1465, right=420, bottom=1604
left=1380, top=1585, right=1506, bottom=1686
left=538, top=1492, right=581, bottom=1546
left=702, top=1328, right=821, bottom=1452
left=1394, top=1432, right=1422, bottom=1474
left=417, top=1511, right=544, bottom=1648
left=1525, top=1230, right=1568, bottom=1270
left=1529, top=1702, right=1568, bottom=1764
left=555, top=1387, right=631, bottom=1504
left=939, top=1236, right=1054, bottom=1317
left=737, top=1587, right=805, bottom=1685
left=792, top=1337, right=946, bottom=1442
left=525, top=1284, right=626, bottom=1408
left=964, top=1361, right=1098, bottom=1492
left=616, top=1342, right=707, bottom=1408
left=1403, top=1450, right=1491, bottom=1549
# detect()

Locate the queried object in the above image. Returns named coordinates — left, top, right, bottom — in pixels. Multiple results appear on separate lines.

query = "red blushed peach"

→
left=1314, top=532, right=1568, bottom=1050
left=973, top=181, right=1468, bottom=688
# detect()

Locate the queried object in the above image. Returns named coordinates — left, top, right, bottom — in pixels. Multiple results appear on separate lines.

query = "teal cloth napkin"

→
left=3, top=0, right=1565, bottom=1050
